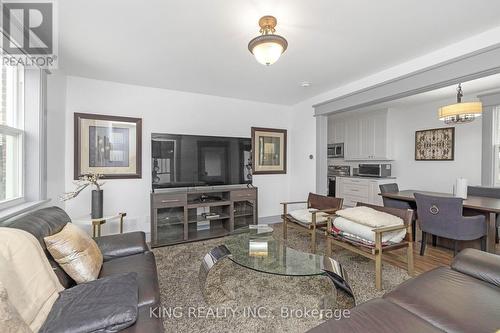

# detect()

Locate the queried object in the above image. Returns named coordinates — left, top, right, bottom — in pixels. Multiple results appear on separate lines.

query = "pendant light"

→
left=438, top=84, right=482, bottom=124
left=248, top=16, right=288, bottom=66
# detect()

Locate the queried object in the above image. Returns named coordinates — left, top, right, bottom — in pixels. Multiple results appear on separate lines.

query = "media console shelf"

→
left=150, top=185, right=258, bottom=247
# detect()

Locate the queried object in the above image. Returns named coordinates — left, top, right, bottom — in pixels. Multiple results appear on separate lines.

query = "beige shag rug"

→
left=153, top=223, right=410, bottom=333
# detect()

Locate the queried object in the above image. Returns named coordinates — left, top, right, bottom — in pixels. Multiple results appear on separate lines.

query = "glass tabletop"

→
left=224, top=225, right=330, bottom=276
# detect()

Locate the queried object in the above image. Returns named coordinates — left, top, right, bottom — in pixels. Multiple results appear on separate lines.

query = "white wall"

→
left=326, top=98, right=482, bottom=193
left=46, top=73, right=67, bottom=207
left=288, top=100, right=317, bottom=200
left=61, top=76, right=291, bottom=234
left=389, top=98, right=482, bottom=192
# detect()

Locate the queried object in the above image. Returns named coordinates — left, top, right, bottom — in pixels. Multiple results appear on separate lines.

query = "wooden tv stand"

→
left=150, top=185, right=258, bottom=247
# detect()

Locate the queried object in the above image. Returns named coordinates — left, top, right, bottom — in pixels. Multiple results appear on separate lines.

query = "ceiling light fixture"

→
left=438, top=84, right=482, bottom=124
left=300, top=81, right=311, bottom=87
left=248, top=15, right=288, bottom=66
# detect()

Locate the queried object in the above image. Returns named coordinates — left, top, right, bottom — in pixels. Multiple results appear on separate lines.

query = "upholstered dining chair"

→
left=281, top=193, right=343, bottom=253
left=379, top=183, right=417, bottom=240
left=414, top=193, right=487, bottom=256
left=467, top=186, right=500, bottom=243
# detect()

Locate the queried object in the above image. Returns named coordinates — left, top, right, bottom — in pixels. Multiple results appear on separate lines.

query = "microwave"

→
left=358, top=164, right=392, bottom=177
left=328, top=143, right=344, bottom=158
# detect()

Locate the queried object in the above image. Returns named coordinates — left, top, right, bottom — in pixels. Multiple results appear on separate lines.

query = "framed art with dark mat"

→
left=74, top=113, right=142, bottom=179
left=251, top=127, right=287, bottom=174
left=415, top=127, right=455, bottom=161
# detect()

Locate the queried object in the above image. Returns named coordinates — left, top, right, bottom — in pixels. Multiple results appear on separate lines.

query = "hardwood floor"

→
left=384, top=240, right=500, bottom=276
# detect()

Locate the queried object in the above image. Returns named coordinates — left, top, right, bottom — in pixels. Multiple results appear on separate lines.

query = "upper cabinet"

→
left=327, top=117, right=345, bottom=144
left=331, top=109, right=392, bottom=161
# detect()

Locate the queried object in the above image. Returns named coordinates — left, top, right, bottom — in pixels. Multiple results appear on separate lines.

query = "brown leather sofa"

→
left=2, top=206, right=163, bottom=333
left=308, top=248, right=500, bottom=333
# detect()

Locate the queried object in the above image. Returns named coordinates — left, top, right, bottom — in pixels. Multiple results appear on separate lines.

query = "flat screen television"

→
left=151, top=133, right=252, bottom=190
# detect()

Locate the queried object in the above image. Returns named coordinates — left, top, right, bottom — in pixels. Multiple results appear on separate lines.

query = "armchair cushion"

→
left=451, top=248, right=500, bottom=288
left=288, top=209, right=329, bottom=224
left=336, top=206, right=404, bottom=228
left=39, top=273, right=138, bottom=333
left=94, top=232, right=149, bottom=261
left=332, top=217, right=406, bottom=244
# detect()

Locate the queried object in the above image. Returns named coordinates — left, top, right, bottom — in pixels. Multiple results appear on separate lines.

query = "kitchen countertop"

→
left=332, top=175, right=397, bottom=179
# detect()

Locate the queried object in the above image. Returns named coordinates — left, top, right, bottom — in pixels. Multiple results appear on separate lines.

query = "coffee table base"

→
left=199, top=245, right=356, bottom=306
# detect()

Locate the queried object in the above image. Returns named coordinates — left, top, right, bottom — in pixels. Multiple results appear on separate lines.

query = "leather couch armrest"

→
left=451, top=248, right=500, bottom=288
left=94, top=231, right=149, bottom=261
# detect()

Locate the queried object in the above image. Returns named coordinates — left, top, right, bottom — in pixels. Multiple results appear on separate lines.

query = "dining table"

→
left=380, top=190, right=499, bottom=253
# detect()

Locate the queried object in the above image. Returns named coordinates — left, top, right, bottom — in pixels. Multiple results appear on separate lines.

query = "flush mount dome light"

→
left=438, top=84, right=482, bottom=124
left=248, top=15, right=288, bottom=66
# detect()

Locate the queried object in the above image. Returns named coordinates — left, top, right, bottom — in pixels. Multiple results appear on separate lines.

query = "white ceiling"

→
left=58, top=0, right=500, bottom=105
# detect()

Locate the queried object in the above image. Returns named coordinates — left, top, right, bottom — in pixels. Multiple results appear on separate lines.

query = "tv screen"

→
left=151, top=133, right=252, bottom=189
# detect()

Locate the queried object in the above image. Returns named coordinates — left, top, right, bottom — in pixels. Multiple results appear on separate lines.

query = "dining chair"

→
left=281, top=193, right=343, bottom=253
left=467, top=186, right=500, bottom=243
left=414, top=193, right=487, bottom=256
left=379, top=183, right=417, bottom=241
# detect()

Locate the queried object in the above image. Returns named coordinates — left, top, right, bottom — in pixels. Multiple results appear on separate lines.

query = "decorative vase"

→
left=91, top=190, right=103, bottom=219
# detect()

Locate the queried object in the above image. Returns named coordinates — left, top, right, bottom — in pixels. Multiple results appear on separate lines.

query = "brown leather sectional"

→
left=308, top=248, right=500, bottom=333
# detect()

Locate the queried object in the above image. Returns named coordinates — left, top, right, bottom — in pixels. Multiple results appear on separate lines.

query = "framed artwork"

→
left=251, top=127, right=287, bottom=174
left=74, top=113, right=142, bottom=179
left=415, top=127, right=455, bottom=161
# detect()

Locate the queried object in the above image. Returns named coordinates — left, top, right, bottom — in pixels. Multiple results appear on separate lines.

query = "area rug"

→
left=153, top=223, right=410, bottom=332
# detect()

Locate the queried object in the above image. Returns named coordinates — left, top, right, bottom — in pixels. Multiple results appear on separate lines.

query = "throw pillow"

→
left=39, top=273, right=139, bottom=333
left=0, top=281, right=32, bottom=333
left=0, top=228, right=64, bottom=332
left=44, top=223, right=103, bottom=284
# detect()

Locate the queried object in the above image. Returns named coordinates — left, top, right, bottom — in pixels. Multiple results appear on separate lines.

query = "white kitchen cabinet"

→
left=328, top=117, right=346, bottom=144
left=336, top=176, right=396, bottom=207
left=344, top=117, right=361, bottom=160
left=342, top=109, right=391, bottom=161
left=359, top=116, right=373, bottom=159
left=371, top=111, right=389, bottom=160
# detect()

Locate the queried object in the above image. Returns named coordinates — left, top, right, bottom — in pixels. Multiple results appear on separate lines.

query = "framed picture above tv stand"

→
left=150, top=185, right=258, bottom=247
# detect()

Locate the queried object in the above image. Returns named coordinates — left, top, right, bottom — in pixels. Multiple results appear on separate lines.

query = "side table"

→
left=74, top=213, right=127, bottom=237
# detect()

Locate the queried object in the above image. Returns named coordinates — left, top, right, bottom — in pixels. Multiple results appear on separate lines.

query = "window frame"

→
left=493, top=106, right=500, bottom=187
left=0, top=64, right=25, bottom=210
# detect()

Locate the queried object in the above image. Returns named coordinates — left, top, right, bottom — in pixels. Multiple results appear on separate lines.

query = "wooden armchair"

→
left=281, top=193, right=343, bottom=253
left=326, top=202, right=414, bottom=290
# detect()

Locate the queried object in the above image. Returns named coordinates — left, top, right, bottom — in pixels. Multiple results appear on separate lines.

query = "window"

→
left=0, top=64, right=24, bottom=207
left=493, top=106, right=500, bottom=186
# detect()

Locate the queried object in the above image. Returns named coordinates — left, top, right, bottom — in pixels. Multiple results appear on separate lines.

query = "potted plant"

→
left=61, top=173, right=105, bottom=218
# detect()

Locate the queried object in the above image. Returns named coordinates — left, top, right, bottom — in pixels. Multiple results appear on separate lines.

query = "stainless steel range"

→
left=328, top=165, right=350, bottom=197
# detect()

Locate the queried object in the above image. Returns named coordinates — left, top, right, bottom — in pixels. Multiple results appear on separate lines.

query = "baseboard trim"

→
left=258, top=215, right=281, bottom=225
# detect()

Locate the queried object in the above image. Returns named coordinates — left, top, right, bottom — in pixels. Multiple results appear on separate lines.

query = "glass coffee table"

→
left=199, top=225, right=355, bottom=305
